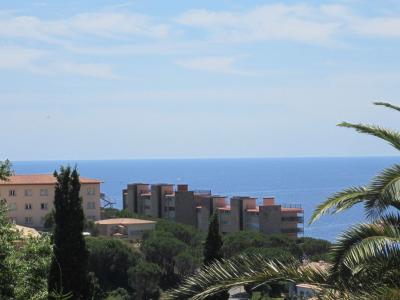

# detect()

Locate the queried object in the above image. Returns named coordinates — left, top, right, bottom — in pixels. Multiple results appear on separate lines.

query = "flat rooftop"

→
left=95, top=218, right=156, bottom=225
left=0, top=174, right=102, bottom=185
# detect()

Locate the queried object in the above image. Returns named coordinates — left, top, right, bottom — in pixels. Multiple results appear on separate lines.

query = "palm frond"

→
left=331, top=222, right=400, bottom=277
left=365, top=164, right=400, bottom=219
left=309, top=187, right=372, bottom=224
left=374, top=101, right=400, bottom=112
left=163, top=254, right=331, bottom=300
left=338, top=122, right=400, bottom=152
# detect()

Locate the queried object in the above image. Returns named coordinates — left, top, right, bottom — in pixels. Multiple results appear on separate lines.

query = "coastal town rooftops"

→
left=0, top=174, right=102, bottom=185
left=95, top=218, right=156, bottom=225
left=231, top=196, right=257, bottom=200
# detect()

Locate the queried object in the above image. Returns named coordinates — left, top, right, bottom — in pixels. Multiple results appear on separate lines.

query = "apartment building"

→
left=0, top=174, right=102, bottom=228
left=123, top=183, right=304, bottom=238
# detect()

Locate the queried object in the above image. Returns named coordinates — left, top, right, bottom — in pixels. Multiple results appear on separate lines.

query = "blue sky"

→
left=2, top=0, right=400, bottom=160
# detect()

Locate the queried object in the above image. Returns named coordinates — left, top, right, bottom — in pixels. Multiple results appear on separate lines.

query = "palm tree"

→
left=164, top=102, right=400, bottom=299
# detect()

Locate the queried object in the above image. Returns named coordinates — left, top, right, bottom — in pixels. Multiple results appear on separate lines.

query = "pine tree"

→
left=203, top=212, right=229, bottom=300
left=48, top=166, right=89, bottom=299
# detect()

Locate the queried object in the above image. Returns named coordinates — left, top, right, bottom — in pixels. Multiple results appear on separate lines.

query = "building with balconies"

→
left=123, top=183, right=304, bottom=238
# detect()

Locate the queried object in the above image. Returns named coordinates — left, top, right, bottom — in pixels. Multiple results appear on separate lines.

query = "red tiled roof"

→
left=0, top=174, right=102, bottom=185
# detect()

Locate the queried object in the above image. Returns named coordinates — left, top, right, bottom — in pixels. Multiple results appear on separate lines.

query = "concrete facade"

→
left=123, top=182, right=304, bottom=238
left=0, top=174, right=102, bottom=228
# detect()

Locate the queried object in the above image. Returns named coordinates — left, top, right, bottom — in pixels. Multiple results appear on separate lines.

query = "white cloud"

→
left=0, top=46, right=118, bottom=79
left=176, top=4, right=341, bottom=45
left=176, top=4, right=400, bottom=44
left=49, top=61, right=119, bottom=79
left=351, top=17, right=400, bottom=38
left=0, top=11, right=169, bottom=43
left=0, top=46, right=45, bottom=69
left=176, top=56, right=255, bottom=75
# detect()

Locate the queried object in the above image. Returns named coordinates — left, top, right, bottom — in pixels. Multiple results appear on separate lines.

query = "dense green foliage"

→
left=48, top=166, right=90, bottom=299
left=86, top=237, right=141, bottom=293
left=13, top=236, right=52, bottom=300
left=297, top=237, right=331, bottom=261
left=221, top=231, right=327, bottom=262
left=0, top=159, right=12, bottom=181
left=128, top=261, right=161, bottom=299
left=0, top=200, right=19, bottom=298
left=0, top=200, right=52, bottom=300
left=105, top=287, right=130, bottom=300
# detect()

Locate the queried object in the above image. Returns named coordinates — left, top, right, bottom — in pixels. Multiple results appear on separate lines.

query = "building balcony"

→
left=281, top=216, right=304, bottom=223
left=193, top=190, right=212, bottom=195
left=281, top=227, right=304, bottom=234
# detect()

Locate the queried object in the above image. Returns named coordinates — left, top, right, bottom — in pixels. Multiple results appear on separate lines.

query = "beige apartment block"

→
left=123, top=183, right=304, bottom=238
left=0, top=174, right=102, bottom=228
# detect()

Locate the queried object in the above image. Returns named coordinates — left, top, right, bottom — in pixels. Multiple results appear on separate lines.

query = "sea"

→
left=11, top=157, right=399, bottom=242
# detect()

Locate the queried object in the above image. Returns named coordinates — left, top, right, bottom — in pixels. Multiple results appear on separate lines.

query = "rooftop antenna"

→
left=100, top=193, right=116, bottom=208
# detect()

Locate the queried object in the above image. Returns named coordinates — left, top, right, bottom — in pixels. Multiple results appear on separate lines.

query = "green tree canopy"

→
left=128, top=261, right=161, bottom=300
left=13, top=236, right=52, bottom=300
left=86, top=236, right=141, bottom=293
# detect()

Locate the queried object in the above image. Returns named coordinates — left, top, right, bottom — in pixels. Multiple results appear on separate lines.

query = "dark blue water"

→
left=11, top=157, right=399, bottom=241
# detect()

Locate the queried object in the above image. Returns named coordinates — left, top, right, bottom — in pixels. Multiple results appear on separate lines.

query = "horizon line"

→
left=8, top=154, right=400, bottom=163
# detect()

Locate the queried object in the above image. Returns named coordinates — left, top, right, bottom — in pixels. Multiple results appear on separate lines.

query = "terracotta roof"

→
left=0, top=174, right=102, bottom=185
left=95, top=218, right=156, bottom=225
left=281, top=207, right=304, bottom=212
left=218, top=206, right=231, bottom=211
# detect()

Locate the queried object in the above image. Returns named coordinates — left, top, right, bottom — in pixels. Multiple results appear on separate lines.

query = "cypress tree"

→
left=203, top=212, right=229, bottom=300
left=48, top=166, right=89, bottom=299
left=204, top=212, right=223, bottom=264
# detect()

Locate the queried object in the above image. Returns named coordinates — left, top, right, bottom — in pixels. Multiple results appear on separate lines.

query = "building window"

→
left=40, top=203, right=48, bottom=210
left=87, top=202, right=96, bottom=209
left=40, top=189, right=48, bottom=196
left=9, top=190, right=16, bottom=197
left=87, top=188, right=96, bottom=196
left=25, top=217, right=33, bottom=225
left=87, top=215, right=96, bottom=221
left=24, top=189, right=33, bottom=197
left=25, top=203, right=32, bottom=210
left=9, top=217, right=17, bottom=224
